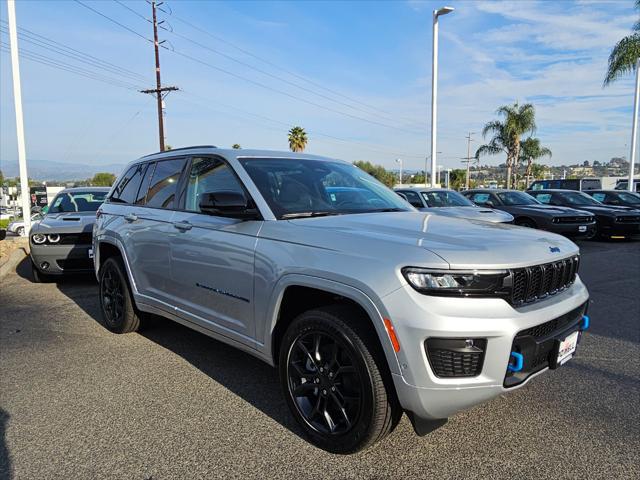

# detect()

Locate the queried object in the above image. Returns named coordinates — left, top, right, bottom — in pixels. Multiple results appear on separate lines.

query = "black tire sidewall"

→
left=279, top=311, right=379, bottom=453
left=99, top=257, right=138, bottom=333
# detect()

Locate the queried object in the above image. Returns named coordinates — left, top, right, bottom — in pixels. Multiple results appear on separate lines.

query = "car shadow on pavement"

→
left=0, top=409, right=11, bottom=480
left=14, top=258, right=306, bottom=442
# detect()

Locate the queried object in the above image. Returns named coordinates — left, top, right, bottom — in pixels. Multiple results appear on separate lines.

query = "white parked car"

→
left=7, top=213, right=43, bottom=236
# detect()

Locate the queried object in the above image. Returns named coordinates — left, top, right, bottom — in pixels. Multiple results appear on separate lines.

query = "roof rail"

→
left=141, top=145, right=217, bottom=158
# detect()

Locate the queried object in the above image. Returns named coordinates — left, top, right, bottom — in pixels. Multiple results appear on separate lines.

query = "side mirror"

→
left=199, top=191, right=258, bottom=219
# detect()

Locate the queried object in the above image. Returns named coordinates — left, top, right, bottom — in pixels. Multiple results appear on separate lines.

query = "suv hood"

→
left=286, top=212, right=578, bottom=269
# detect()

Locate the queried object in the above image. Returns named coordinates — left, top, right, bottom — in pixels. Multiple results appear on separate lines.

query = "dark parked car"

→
left=529, top=178, right=601, bottom=191
left=462, top=189, right=597, bottom=238
left=527, top=189, right=640, bottom=240
left=30, top=187, right=110, bottom=282
left=584, top=190, right=640, bottom=208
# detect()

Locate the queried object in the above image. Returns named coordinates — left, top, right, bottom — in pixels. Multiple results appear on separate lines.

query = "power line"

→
left=0, top=44, right=143, bottom=91
left=0, top=18, right=149, bottom=82
left=0, top=23, right=149, bottom=84
left=161, top=3, right=421, bottom=125
left=81, top=0, right=422, bottom=135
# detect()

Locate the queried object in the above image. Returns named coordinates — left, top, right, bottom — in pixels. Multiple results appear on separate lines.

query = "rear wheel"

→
left=99, top=256, right=140, bottom=333
left=278, top=306, right=400, bottom=453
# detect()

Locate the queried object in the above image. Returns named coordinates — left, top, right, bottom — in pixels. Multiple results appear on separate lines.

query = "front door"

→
left=169, top=156, right=262, bottom=341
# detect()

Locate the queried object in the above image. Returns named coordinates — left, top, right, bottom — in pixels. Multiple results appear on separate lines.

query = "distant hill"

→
left=0, top=159, right=126, bottom=181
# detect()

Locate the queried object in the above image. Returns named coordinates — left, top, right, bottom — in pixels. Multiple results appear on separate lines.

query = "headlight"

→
left=402, top=267, right=509, bottom=298
left=552, top=217, right=560, bottom=224
left=32, top=233, right=47, bottom=244
left=47, top=233, right=60, bottom=243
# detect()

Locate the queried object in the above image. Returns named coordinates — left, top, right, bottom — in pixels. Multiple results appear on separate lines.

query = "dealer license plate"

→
left=557, top=331, right=579, bottom=366
left=88, top=248, right=94, bottom=259
left=579, top=225, right=587, bottom=232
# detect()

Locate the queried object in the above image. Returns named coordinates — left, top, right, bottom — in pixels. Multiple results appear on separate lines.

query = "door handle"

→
left=124, top=213, right=138, bottom=222
left=173, top=221, right=192, bottom=231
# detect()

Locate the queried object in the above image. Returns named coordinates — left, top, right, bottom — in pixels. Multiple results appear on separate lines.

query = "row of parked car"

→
left=14, top=146, right=636, bottom=453
left=395, top=186, right=640, bottom=240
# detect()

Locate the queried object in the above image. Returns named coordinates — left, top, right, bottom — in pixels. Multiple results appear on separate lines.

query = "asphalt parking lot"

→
left=0, top=240, right=639, bottom=480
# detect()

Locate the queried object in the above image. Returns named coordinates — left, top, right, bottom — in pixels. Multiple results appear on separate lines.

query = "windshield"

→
left=617, top=192, right=640, bottom=204
left=421, top=190, right=475, bottom=207
left=497, top=191, right=540, bottom=206
left=559, top=192, right=602, bottom=206
left=239, top=158, right=412, bottom=219
left=49, top=191, right=108, bottom=213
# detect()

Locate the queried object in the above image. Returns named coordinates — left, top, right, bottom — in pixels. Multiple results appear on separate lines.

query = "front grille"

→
left=59, top=232, right=93, bottom=245
left=425, top=338, right=487, bottom=378
left=558, top=216, right=593, bottom=224
left=615, top=216, right=640, bottom=223
left=519, top=304, right=585, bottom=339
left=510, top=256, right=579, bottom=306
left=56, top=259, right=93, bottom=271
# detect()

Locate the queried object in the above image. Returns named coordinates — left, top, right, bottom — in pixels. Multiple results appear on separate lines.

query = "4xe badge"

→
left=549, top=246, right=561, bottom=253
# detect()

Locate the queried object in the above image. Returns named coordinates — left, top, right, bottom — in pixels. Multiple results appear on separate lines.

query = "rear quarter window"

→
left=145, top=158, right=186, bottom=209
left=591, top=193, right=606, bottom=202
left=534, top=193, right=552, bottom=204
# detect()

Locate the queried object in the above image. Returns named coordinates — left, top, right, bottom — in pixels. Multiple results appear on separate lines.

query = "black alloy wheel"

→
left=99, top=257, right=140, bottom=334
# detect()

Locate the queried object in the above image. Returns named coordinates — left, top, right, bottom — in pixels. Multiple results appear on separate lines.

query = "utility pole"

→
left=141, top=1, right=178, bottom=151
left=7, top=0, right=31, bottom=236
left=464, top=132, right=474, bottom=189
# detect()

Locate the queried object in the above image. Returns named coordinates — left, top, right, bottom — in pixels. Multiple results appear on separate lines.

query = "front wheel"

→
left=278, top=306, right=400, bottom=453
left=16, top=226, right=25, bottom=237
left=99, top=257, right=140, bottom=333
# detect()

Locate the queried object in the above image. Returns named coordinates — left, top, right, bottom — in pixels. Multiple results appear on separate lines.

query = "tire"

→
left=99, top=256, right=140, bottom=334
left=515, top=218, right=537, bottom=229
left=31, top=261, right=52, bottom=283
left=16, top=226, right=25, bottom=237
left=279, top=305, right=401, bottom=454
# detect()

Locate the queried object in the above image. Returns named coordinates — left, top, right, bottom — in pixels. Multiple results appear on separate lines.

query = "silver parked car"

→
left=30, top=187, right=109, bottom=282
left=94, top=147, right=590, bottom=453
left=7, top=212, right=44, bottom=237
left=395, top=186, right=514, bottom=223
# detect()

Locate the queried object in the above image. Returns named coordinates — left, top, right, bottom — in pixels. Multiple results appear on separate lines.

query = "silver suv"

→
left=94, top=147, right=590, bottom=453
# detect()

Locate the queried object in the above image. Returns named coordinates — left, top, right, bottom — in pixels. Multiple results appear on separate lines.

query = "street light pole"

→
left=628, top=58, right=640, bottom=192
left=430, top=6, right=454, bottom=188
left=7, top=0, right=31, bottom=237
left=395, top=158, right=403, bottom=185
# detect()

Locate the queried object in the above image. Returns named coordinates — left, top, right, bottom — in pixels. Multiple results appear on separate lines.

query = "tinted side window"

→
left=400, top=191, right=423, bottom=208
left=111, top=164, right=146, bottom=204
left=534, top=193, right=552, bottom=204
left=471, top=193, right=490, bottom=203
left=146, top=158, right=186, bottom=209
left=592, top=193, right=606, bottom=203
left=184, top=156, right=245, bottom=212
left=135, top=162, right=156, bottom=205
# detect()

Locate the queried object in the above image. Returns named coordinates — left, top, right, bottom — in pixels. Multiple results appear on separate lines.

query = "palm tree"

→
left=604, top=0, right=640, bottom=86
left=288, top=126, right=308, bottom=152
left=520, top=137, right=552, bottom=188
left=475, top=103, right=536, bottom=189
left=232, top=144, right=241, bottom=149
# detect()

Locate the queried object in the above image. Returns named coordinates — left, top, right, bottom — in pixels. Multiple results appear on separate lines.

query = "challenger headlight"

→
left=47, top=234, right=60, bottom=243
left=32, top=233, right=47, bottom=244
left=402, top=267, right=510, bottom=298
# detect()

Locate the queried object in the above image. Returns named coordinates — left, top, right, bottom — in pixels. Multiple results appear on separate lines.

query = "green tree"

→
left=288, top=126, right=308, bottom=152
left=0, top=170, right=4, bottom=185
left=91, top=172, right=116, bottom=186
left=519, top=137, right=552, bottom=186
left=604, top=1, right=640, bottom=85
left=476, top=102, right=536, bottom=189
left=353, top=161, right=397, bottom=187
left=232, top=144, right=241, bottom=149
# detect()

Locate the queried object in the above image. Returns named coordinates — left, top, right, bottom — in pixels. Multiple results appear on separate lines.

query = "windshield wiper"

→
left=281, top=211, right=342, bottom=219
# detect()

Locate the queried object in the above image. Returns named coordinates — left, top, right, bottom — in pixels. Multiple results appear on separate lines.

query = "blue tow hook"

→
left=507, top=351, right=524, bottom=372
left=580, top=315, right=590, bottom=331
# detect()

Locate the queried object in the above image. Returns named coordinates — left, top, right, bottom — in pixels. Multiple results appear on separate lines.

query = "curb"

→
left=0, top=247, right=28, bottom=281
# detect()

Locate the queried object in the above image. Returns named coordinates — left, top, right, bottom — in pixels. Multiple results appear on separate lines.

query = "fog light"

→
left=425, top=338, right=487, bottom=378
left=40, top=262, right=50, bottom=270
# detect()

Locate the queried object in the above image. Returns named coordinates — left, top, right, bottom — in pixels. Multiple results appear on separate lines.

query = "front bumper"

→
left=549, top=222, right=597, bottom=238
left=382, top=278, right=589, bottom=420
left=600, top=221, right=640, bottom=238
left=30, top=243, right=94, bottom=275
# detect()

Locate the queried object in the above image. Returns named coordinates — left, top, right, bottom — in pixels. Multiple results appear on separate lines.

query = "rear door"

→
left=125, top=157, right=187, bottom=304
left=168, top=155, right=262, bottom=341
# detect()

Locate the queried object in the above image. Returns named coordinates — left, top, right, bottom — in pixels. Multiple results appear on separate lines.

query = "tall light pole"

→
left=628, top=58, right=639, bottom=192
left=395, top=158, right=403, bottom=185
left=7, top=0, right=31, bottom=236
left=430, top=6, right=454, bottom=187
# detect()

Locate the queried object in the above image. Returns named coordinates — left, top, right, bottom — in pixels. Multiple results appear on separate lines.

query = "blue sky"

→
left=0, top=0, right=638, bottom=174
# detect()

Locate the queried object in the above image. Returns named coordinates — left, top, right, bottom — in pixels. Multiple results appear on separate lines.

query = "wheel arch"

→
left=266, top=275, right=401, bottom=376
left=95, top=237, right=139, bottom=296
